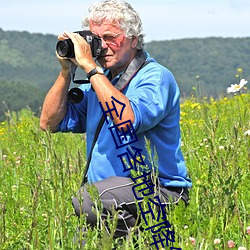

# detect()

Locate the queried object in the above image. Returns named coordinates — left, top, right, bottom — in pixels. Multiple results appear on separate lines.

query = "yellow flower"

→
left=237, top=67, right=243, bottom=73
left=191, top=103, right=201, bottom=109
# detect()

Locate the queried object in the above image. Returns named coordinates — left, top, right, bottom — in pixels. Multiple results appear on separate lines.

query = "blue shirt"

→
left=58, top=52, right=192, bottom=188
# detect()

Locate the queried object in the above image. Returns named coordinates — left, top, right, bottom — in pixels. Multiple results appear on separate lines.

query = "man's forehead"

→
left=89, top=19, right=121, bottom=30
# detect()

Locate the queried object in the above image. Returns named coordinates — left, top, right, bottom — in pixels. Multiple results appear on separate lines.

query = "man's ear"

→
left=131, top=36, right=139, bottom=48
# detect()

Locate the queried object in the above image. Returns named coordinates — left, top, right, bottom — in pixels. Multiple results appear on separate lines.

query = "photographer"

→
left=40, top=0, right=192, bottom=245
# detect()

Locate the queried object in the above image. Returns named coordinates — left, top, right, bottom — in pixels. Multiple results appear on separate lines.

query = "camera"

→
left=56, top=30, right=102, bottom=58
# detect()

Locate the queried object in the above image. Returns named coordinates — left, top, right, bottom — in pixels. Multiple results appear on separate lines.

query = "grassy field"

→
left=0, top=91, right=249, bottom=249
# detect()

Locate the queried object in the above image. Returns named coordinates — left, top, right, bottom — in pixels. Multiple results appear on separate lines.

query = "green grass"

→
left=0, top=93, right=249, bottom=249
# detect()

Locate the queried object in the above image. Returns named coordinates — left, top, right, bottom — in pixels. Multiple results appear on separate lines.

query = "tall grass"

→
left=0, top=93, right=249, bottom=249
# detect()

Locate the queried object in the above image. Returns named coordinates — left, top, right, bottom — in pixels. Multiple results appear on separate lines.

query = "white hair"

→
left=82, top=0, right=145, bottom=49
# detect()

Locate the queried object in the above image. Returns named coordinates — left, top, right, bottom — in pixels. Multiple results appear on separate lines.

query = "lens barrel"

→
left=56, top=39, right=75, bottom=58
left=68, top=88, right=84, bottom=103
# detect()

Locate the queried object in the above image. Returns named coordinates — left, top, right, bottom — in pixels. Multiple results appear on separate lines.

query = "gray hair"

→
left=82, top=0, right=145, bottom=49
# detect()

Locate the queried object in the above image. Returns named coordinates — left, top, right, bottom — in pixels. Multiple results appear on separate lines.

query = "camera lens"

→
left=56, top=39, right=74, bottom=58
left=68, top=88, right=84, bottom=103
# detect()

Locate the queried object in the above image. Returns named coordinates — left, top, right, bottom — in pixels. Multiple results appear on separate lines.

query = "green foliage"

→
left=0, top=79, right=46, bottom=121
left=0, top=93, right=249, bottom=249
left=0, top=109, right=85, bottom=249
left=0, top=29, right=60, bottom=88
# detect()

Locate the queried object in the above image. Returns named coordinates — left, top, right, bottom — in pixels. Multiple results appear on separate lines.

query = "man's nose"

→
left=101, top=38, right=108, bottom=49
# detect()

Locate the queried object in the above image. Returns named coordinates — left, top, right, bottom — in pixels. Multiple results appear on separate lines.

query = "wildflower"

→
left=12, top=185, right=18, bottom=192
left=228, top=240, right=235, bottom=248
left=191, top=103, right=201, bottom=109
left=196, top=180, right=201, bottom=185
left=42, top=213, right=48, bottom=221
left=246, top=226, right=250, bottom=235
left=218, top=145, right=224, bottom=150
left=237, top=67, right=243, bottom=73
left=244, top=130, right=250, bottom=136
left=238, top=247, right=246, bottom=250
left=227, top=79, right=248, bottom=93
left=214, top=238, right=221, bottom=244
left=189, top=237, right=196, bottom=245
left=20, top=207, right=25, bottom=214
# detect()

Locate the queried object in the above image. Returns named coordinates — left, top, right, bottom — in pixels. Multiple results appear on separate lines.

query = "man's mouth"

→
left=99, top=54, right=112, bottom=59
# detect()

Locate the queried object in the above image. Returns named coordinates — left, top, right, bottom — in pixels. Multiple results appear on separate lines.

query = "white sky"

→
left=1, top=0, right=250, bottom=42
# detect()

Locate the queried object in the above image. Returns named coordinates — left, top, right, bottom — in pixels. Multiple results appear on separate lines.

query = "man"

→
left=40, top=0, right=192, bottom=244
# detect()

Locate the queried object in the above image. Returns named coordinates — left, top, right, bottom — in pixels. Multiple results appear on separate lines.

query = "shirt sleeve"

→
left=128, top=63, right=180, bottom=134
left=57, top=86, right=89, bottom=133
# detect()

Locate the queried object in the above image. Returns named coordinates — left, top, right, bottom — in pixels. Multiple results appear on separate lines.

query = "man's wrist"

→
left=60, top=68, right=71, bottom=79
left=87, top=66, right=104, bottom=80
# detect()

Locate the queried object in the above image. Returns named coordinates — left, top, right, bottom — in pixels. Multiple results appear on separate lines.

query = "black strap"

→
left=81, top=115, right=105, bottom=185
left=81, top=50, right=149, bottom=185
left=114, top=49, right=147, bottom=92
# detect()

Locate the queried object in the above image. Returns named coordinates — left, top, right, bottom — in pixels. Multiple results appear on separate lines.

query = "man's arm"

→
left=40, top=58, right=72, bottom=132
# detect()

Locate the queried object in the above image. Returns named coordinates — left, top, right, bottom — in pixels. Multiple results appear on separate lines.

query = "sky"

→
left=1, top=0, right=250, bottom=42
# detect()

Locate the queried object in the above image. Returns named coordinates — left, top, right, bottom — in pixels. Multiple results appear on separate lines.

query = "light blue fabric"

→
left=58, top=52, right=192, bottom=188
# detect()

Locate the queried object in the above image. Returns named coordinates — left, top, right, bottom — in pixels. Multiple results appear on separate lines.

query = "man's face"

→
left=89, top=20, right=138, bottom=73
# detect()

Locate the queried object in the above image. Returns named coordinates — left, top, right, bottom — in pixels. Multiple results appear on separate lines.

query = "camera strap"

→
left=81, top=50, right=150, bottom=185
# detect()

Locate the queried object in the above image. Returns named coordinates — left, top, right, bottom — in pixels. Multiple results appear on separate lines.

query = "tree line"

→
left=0, top=28, right=249, bottom=120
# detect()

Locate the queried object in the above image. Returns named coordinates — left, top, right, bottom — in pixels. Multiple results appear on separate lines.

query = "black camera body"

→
left=56, top=30, right=102, bottom=58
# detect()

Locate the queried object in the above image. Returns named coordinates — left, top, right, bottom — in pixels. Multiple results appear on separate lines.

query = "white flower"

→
left=246, top=225, right=250, bottom=235
left=20, top=207, right=25, bottom=214
left=214, top=238, right=221, bottom=244
left=227, top=79, right=248, bottom=93
left=244, top=130, right=250, bottom=136
left=238, top=247, right=246, bottom=250
left=189, top=237, right=196, bottom=245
